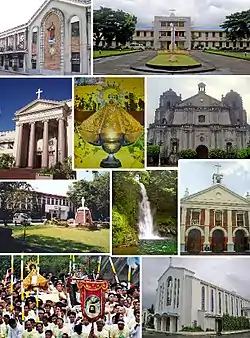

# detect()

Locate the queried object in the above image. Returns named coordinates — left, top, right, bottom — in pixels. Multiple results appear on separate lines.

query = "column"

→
left=15, top=123, right=24, bottom=167
left=180, top=207, right=186, bottom=252
left=27, top=122, right=36, bottom=167
left=204, top=209, right=210, bottom=250
left=227, top=209, right=234, bottom=252
left=80, top=10, right=88, bottom=74
left=42, top=120, right=49, bottom=168
left=160, top=318, right=164, bottom=331
left=58, top=118, right=66, bottom=163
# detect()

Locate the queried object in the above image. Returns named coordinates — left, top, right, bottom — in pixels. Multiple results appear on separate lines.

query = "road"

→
left=93, top=50, right=250, bottom=75
left=143, top=332, right=250, bottom=337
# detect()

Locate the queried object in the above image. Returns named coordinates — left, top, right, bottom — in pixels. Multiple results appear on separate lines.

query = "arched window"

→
left=231, top=297, right=234, bottom=315
left=236, top=299, right=238, bottom=316
left=166, top=276, right=173, bottom=305
left=201, top=286, right=205, bottom=310
left=225, top=294, right=228, bottom=314
left=198, top=115, right=205, bottom=123
left=218, top=292, right=222, bottom=314
left=173, top=278, right=177, bottom=308
left=226, top=142, right=232, bottom=152
left=177, top=279, right=180, bottom=308
left=211, top=289, right=214, bottom=312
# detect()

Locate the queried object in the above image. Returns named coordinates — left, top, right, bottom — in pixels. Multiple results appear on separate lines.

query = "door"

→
left=187, top=229, right=201, bottom=253
left=235, top=230, right=245, bottom=252
left=212, top=229, right=224, bottom=252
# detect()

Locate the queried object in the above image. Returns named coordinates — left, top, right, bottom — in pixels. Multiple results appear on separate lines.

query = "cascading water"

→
left=138, top=182, right=161, bottom=240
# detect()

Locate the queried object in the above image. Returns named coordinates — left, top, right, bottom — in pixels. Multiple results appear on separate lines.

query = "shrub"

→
left=209, top=149, right=227, bottom=158
left=178, top=149, right=197, bottom=158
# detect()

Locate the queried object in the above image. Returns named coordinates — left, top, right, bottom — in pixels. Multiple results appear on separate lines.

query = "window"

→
left=212, top=32, right=215, bottom=37
left=198, top=115, right=205, bottom=123
left=136, top=31, right=140, bottom=37
left=160, top=31, right=166, bottom=37
left=205, top=32, right=209, bottom=38
left=231, top=297, right=234, bottom=315
left=179, top=21, right=184, bottom=27
left=191, top=211, right=200, bottom=225
left=236, top=213, right=244, bottom=227
left=198, top=32, right=201, bottom=37
left=219, top=32, right=223, bottom=37
left=47, top=198, right=50, bottom=205
left=219, top=292, right=222, bottom=314
left=144, top=32, right=147, bottom=37
left=177, top=279, right=180, bottom=308
left=236, top=299, right=238, bottom=316
left=211, top=289, right=214, bottom=312
left=225, top=294, right=228, bottom=313
left=166, top=276, right=173, bottom=305
left=173, top=278, right=177, bottom=308
left=226, top=142, right=232, bottom=152
left=150, top=32, right=154, bottom=37
left=71, top=21, right=80, bottom=37
left=201, top=286, right=205, bottom=310
left=161, top=21, right=166, bottom=27
left=71, top=52, right=80, bottom=73
left=215, top=211, right=222, bottom=226
left=51, top=198, right=54, bottom=205
left=32, top=32, right=37, bottom=44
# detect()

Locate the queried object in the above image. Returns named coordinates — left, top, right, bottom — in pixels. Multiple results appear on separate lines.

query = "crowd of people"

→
left=0, top=262, right=140, bottom=338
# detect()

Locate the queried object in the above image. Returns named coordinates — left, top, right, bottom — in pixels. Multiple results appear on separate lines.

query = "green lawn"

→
left=12, top=225, right=110, bottom=253
left=204, top=50, right=250, bottom=60
left=147, top=53, right=200, bottom=67
left=93, top=49, right=140, bottom=58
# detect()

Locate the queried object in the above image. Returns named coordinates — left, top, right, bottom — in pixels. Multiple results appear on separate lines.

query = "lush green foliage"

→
left=177, top=148, right=250, bottom=159
left=147, top=145, right=160, bottom=166
left=0, top=154, right=15, bottom=169
left=39, top=157, right=76, bottom=179
left=180, top=326, right=203, bottom=332
left=223, top=313, right=250, bottom=331
left=221, top=10, right=250, bottom=41
left=93, top=7, right=137, bottom=48
left=178, top=149, right=197, bottom=159
left=67, top=172, right=110, bottom=221
left=139, top=239, right=177, bottom=255
left=112, top=171, right=177, bottom=248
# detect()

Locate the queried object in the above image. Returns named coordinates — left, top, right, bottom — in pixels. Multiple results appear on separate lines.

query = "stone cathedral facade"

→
left=147, top=82, right=250, bottom=161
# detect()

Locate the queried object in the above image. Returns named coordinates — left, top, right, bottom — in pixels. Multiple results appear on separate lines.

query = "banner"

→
left=77, top=280, right=108, bottom=322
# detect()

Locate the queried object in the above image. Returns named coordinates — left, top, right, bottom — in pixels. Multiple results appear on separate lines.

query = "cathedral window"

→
left=219, top=292, right=222, bottom=314
left=177, top=279, right=180, bottom=308
left=236, top=299, right=238, bottom=316
left=198, top=115, right=205, bottom=123
left=236, top=213, right=244, bottom=227
left=166, top=276, right=173, bottom=305
left=191, top=211, right=200, bottom=225
left=225, top=294, right=228, bottom=313
left=173, top=278, right=177, bottom=308
left=215, top=211, right=222, bottom=226
left=226, top=142, right=232, bottom=152
left=211, top=289, right=214, bottom=313
left=201, top=286, right=205, bottom=310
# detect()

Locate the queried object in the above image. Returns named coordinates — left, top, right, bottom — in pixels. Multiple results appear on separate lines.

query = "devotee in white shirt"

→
left=7, top=319, right=23, bottom=338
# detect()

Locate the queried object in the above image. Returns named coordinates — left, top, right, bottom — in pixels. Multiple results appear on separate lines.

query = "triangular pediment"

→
left=181, top=184, right=250, bottom=206
left=178, top=93, right=221, bottom=107
left=15, top=99, right=63, bottom=116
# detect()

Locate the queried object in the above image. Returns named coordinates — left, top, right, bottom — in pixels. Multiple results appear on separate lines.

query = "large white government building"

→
left=180, top=166, right=250, bottom=254
left=133, top=12, right=250, bottom=50
left=147, top=82, right=249, bottom=159
left=0, top=0, right=91, bottom=75
left=144, top=260, right=250, bottom=333
left=0, top=89, right=72, bottom=169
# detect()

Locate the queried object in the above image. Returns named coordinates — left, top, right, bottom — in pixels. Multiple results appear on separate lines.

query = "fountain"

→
left=138, top=182, right=161, bottom=240
left=74, top=197, right=93, bottom=226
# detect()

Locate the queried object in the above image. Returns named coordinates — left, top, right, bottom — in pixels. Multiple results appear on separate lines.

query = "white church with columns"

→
left=180, top=164, right=250, bottom=254
left=146, top=258, right=250, bottom=333
left=0, top=88, right=72, bottom=169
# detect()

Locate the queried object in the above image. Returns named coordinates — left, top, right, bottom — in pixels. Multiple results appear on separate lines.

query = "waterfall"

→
left=138, top=182, right=161, bottom=240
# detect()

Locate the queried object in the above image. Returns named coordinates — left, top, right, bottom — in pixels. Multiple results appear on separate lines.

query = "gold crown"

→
left=26, top=260, right=38, bottom=273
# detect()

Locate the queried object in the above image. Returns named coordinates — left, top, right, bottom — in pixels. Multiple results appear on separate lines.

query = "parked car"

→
left=13, top=213, right=31, bottom=225
left=130, top=43, right=145, bottom=50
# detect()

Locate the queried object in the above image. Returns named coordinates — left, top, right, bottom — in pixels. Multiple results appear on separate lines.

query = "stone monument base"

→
left=75, top=209, right=92, bottom=226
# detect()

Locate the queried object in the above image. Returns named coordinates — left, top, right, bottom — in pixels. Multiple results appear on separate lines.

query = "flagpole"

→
left=72, top=255, right=76, bottom=278
left=96, top=256, right=102, bottom=280
left=69, top=255, right=72, bottom=274
left=36, top=287, right=39, bottom=323
left=109, top=257, right=119, bottom=284
left=21, top=255, right=25, bottom=324
left=37, top=256, right=40, bottom=275
left=10, top=255, right=14, bottom=313
left=127, top=264, right=131, bottom=290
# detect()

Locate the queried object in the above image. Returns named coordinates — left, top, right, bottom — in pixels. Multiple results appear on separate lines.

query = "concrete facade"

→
left=0, top=0, right=91, bottom=75
left=147, top=82, right=249, bottom=160
left=153, top=262, right=250, bottom=333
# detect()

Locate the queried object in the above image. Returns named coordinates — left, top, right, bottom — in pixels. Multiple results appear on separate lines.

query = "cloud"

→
left=142, top=257, right=250, bottom=308
left=94, top=0, right=250, bottom=28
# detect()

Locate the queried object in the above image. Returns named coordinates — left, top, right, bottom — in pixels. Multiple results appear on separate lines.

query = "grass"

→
left=93, top=49, right=140, bottom=58
left=12, top=225, right=110, bottom=253
left=204, top=49, right=250, bottom=61
left=147, top=53, right=200, bottom=67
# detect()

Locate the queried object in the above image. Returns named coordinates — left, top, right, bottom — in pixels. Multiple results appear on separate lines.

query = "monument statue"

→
left=48, top=22, right=55, bottom=41
left=81, top=196, right=85, bottom=208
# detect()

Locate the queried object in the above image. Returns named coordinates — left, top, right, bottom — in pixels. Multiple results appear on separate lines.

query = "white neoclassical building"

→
left=0, top=89, right=72, bottom=169
left=180, top=165, right=250, bottom=254
left=152, top=260, right=250, bottom=333
left=0, top=0, right=91, bottom=75
left=147, top=82, right=250, bottom=160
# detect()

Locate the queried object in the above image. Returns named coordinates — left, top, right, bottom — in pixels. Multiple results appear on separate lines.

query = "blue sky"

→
left=179, top=160, right=250, bottom=198
left=0, top=78, right=72, bottom=131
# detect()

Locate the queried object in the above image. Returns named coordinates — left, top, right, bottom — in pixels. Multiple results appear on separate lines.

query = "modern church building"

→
left=133, top=12, right=250, bottom=50
left=147, top=82, right=249, bottom=160
left=148, top=260, right=250, bottom=333
left=180, top=166, right=250, bottom=254
left=0, top=0, right=91, bottom=75
left=0, top=89, right=72, bottom=170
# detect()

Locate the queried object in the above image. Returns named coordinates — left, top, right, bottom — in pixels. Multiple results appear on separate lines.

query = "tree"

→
left=67, top=172, right=110, bottom=221
left=220, top=10, right=250, bottom=41
left=93, top=7, right=137, bottom=48
left=0, top=182, right=33, bottom=223
left=0, top=154, right=15, bottom=169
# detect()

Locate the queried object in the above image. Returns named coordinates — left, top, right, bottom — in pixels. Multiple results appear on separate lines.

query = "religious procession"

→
left=0, top=255, right=140, bottom=338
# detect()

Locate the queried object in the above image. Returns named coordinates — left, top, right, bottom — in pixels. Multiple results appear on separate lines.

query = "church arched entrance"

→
left=234, top=230, right=247, bottom=252
left=212, top=230, right=224, bottom=252
left=187, top=229, right=201, bottom=253
left=196, top=145, right=208, bottom=159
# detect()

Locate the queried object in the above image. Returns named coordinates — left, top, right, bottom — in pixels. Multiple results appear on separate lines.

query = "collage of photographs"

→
left=0, top=0, right=250, bottom=337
